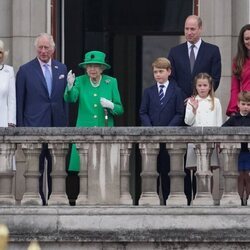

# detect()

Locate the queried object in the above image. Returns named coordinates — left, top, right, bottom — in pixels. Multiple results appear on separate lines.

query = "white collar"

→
left=157, top=80, right=169, bottom=88
left=38, top=58, right=52, bottom=67
left=187, top=39, right=202, bottom=50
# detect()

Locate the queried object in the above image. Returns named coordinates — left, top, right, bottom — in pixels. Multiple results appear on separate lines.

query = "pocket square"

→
left=59, top=74, right=65, bottom=79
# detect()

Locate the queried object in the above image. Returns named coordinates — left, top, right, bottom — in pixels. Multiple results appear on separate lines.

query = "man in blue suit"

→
left=140, top=57, right=184, bottom=205
left=168, top=15, right=222, bottom=205
left=16, top=33, right=68, bottom=205
left=168, top=15, right=221, bottom=100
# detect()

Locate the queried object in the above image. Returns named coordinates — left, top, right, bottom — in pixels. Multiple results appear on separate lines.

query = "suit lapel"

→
left=151, top=85, right=160, bottom=105
left=183, top=43, right=191, bottom=70
left=51, top=61, right=57, bottom=96
left=161, top=83, right=174, bottom=108
left=192, top=40, right=205, bottom=76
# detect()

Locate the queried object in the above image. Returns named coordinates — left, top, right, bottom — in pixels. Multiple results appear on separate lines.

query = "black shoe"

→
left=241, top=198, right=244, bottom=206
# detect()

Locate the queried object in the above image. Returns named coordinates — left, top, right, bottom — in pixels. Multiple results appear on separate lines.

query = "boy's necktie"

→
left=159, top=85, right=165, bottom=105
left=44, top=64, right=52, bottom=96
left=190, top=44, right=195, bottom=72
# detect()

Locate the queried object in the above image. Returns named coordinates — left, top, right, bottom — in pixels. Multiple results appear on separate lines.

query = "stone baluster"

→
left=220, top=142, right=241, bottom=205
left=0, top=143, right=16, bottom=205
left=120, top=143, right=133, bottom=205
left=75, top=143, right=90, bottom=205
left=192, top=143, right=214, bottom=205
left=48, top=143, right=69, bottom=205
left=165, top=143, right=187, bottom=206
left=21, top=143, right=42, bottom=205
left=139, top=143, right=159, bottom=205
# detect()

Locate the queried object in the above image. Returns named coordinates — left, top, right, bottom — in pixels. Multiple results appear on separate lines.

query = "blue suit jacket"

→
left=168, top=40, right=221, bottom=99
left=16, top=58, right=68, bottom=127
left=139, top=81, right=184, bottom=126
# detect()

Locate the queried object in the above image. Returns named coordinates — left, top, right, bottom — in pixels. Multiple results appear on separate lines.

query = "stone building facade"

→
left=1, top=0, right=250, bottom=119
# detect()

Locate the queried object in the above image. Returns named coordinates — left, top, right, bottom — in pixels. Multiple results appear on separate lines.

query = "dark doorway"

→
left=64, top=0, right=193, bottom=204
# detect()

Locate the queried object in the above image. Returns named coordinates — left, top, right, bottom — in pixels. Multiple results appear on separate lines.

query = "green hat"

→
left=79, top=50, right=111, bottom=70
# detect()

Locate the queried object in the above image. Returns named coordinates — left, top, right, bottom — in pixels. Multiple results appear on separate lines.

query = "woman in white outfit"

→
left=0, top=40, right=16, bottom=173
left=0, top=40, right=16, bottom=127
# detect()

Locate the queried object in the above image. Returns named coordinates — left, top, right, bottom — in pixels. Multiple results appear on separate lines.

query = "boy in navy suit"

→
left=222, top=91, right=250, bottom=206
left=139, top=57, right=184, bottom=204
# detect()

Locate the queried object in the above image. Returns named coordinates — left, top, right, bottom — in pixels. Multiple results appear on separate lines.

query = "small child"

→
left=222, top=91, right=250, bottom=206
left=139, top=57, right=184, bottom=204
left=185, top=73, right=223, bottom=201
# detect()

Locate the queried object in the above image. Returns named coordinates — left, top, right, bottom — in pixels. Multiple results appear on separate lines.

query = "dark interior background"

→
left=64, top=0, right=193, bottom=204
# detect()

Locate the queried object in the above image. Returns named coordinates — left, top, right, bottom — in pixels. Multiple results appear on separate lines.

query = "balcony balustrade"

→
left=0, top=127, right=248, bottom=207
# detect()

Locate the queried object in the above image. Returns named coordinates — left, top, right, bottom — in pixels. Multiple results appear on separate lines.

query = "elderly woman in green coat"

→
left=64, top=50, right=124, bottom=172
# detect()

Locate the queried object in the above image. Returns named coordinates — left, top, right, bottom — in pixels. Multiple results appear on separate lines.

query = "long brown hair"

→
left=233, top=24, right=250, bottom=79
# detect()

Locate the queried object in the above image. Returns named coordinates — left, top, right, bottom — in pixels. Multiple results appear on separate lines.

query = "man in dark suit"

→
left=139, top=57, right=184, bottom=205
left=168, top=15, right=222, bottom=205
left=16, top=33, right=68, bottom=205
left=168, top=15, right=221, bottom=99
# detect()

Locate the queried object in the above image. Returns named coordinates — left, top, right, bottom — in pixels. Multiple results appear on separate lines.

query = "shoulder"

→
left=102, top=74, right=116, bottom=81
left=169, top=80, right=182, bottom=92
left=143, top=84, right=157, bottom=93
left=4, top=64, right=14, bottom=73
left=169, top=42, right=187, bottom=54
left=18, top=58, right=37, bottom=71
left=201, top=40, right=220, bottom=51
left=52, top=59, right=67, bottom=71
left=102, top=74, right=117, bottom=85
left=214, top=97, right=221, bottom=103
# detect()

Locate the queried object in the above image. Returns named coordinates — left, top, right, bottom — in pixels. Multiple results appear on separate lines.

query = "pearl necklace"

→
left=0, top=64, right=4, bottom=70
left=90, top=76, right=102, bottom=88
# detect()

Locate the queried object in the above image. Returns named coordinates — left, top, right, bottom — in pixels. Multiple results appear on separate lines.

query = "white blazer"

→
left=0, top=64, right=16, bottom=127
left=185, top=95, right=222, bottom=127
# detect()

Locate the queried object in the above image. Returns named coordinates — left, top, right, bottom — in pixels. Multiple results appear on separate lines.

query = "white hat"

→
left=0, top=40, right=9, bottom=61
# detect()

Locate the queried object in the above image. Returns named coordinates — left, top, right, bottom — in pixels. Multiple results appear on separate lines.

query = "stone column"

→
left=48, top=143, right=68, bottom=205
left=220, top=143, right=241, bottom=206
left=0, top=143, right=15, bottom=205
left=75, top=143, right=90, bottom=205
left=21, top=143, right=42, bottom=205
left=138, top=143, right=159, bottom=205
left=120, top=143, right=133, bottom=205
left=87, top=143, right=121, bottom=204
left=166, top=143, right=187, bottom=206
left=193, top=143, right=214, bottom=206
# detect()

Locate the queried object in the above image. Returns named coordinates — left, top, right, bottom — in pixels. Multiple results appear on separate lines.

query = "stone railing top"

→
left=0, top=127, right=250, bottom=143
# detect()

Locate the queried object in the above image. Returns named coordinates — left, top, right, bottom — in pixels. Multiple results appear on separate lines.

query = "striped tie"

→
left=159, top=85, right=165, bottom=105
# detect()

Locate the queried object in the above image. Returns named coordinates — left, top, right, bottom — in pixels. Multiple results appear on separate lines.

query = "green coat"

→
left=64, top=74, right=124, bottom=171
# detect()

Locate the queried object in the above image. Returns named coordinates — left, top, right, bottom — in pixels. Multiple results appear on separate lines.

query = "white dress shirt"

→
left=157, top=81, right=169, bottom=96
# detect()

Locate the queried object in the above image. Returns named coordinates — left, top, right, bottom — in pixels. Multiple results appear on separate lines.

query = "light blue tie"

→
left=44, top=64, right=52, bottom=96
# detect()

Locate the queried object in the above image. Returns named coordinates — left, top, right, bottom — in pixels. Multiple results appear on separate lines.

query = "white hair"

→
left=0, top=40, right=9, bottom=61
left=34, top=33, right=55, bottom=49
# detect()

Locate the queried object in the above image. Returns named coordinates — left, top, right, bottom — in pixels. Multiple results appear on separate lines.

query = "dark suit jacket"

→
left=168, top=40, right=221, bottom=99
left=139, top=81, right=184, bottom=126
left=16, top=58, right=68, bottom=127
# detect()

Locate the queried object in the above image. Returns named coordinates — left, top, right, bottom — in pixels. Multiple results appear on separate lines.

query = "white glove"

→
left=67, top=70, right=75, bottom=90
left=100, top=97, right=114, bottom=110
